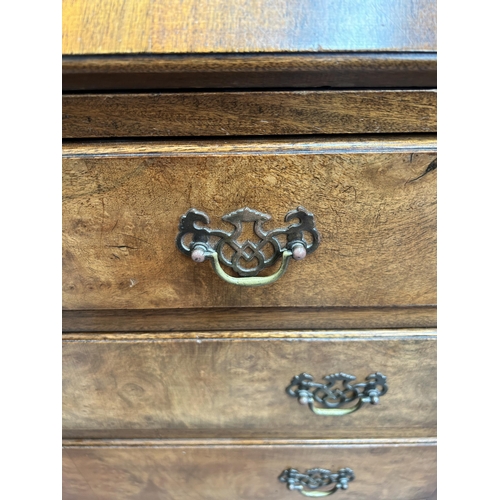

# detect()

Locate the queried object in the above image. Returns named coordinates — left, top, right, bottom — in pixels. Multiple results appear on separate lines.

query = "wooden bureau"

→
left=62, top=1, right=437, bottom=498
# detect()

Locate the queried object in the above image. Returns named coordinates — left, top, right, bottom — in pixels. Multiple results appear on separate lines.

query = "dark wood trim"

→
left=63, top=428, right=437, bottom=440
left=63, top=52, right=437, bottom=91
left=63, top=89, right=436, bottom=138
left=62, top=306, right=437, bottom=332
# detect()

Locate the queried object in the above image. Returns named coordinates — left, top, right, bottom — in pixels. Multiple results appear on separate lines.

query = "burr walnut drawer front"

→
left=62, top=331, right=436, bottom=439
left=63, top=440, right=437, bottom=500
left=62, top=136, right=436, bottom=311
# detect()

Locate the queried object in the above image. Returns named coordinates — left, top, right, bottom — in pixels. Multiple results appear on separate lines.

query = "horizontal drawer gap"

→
left=63, top=87, right=437, bottom=95
left=63, top=86, right=437, bottom=95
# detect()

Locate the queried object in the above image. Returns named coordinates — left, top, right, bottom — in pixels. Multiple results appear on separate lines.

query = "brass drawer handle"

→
left=176, top=206, right=320, bottom=286
left=286, top=372, right=388, bottom=416
left=279, top=467, right=355, bottom=497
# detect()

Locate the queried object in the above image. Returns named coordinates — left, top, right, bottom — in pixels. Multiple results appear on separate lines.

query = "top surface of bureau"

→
left=63, top=0, right=436, bottom=55
left=62, top=0, right=437, bottom=90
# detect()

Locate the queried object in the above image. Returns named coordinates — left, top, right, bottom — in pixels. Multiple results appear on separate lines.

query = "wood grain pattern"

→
left=63, top=328, right=435, bottom=341
left=62, top=450, right=96, bottom=500
left=63, top=90, right=436, bottom=139
left=62, top=332, right=436, bottom=439
left=62, top=441, right=437, bottom=499
left=62, top=137, right=436, bottom=310
left=62, top=135, right=437, bottom=156
left=62, top=52, right=437, bottom=91
left=63, top=306, right=437, bottom=332
left=62, top=0, right=437, bottom=55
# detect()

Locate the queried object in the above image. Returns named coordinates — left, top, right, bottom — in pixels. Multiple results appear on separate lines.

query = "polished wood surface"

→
left=62, top=440, right=437, bottom=499
left=63, top=90, right=436, bottom=139
left=62, top=306, right=437, bottom=332
left=62, top=2, right=437, bottom=497
left=63, top=53, right=437, bottom=91
left=63, top=0, right=437, bottom=55
left=63, top=137, right=436, bottom=310
left=63, top=331, right=436, bottom=439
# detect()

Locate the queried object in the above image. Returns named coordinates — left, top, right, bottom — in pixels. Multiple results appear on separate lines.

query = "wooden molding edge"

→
left=63, top=52, right=437, bottom=91
left=62, top=135, right=437, bottom=156
left=63, top=437, right=437, bottom=448
left=63, top=91, right=436, bottom=139
left=62, top=328, right=437, bottom=340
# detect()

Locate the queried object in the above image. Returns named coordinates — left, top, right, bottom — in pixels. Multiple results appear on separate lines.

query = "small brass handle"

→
left=279, top=468, right=354, bottom=496
left=307, top=398, right=364, bottom=417
left=176, top=206, right=320, bottom=287
left=204, top=248, right=292, bottom=287
left=286, top=372, right=388, bottom=416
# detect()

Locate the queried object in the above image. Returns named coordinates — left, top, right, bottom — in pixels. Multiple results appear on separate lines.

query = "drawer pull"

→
left=286, top=372, right=388, bottom=416
left=279, top=467, right=355, bottom=497
left=176, top=206, right=320, bottom=286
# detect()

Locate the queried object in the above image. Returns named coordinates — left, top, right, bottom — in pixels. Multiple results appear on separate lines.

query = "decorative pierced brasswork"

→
left=176, top=206, right=320, bottom=277
left=279, top=467, right=355, bottom=495
left=286, top=372, right=388, bottom=416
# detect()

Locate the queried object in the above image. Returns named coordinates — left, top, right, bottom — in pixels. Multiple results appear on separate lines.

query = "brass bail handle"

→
left=295, top=487, right=342, bottom=498
left=195, top=246, right=293, bottom=287
left=286, top=372, right=388, bottom=416
left=176, top=206, right=320, bottom=287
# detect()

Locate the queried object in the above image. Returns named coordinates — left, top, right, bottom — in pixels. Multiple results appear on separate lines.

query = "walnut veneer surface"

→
left=63, top=138, right=436, bottom=311
left=62, top=1, right=436, bottom=498
left=63, top=331, right=436, bottom=439
left=63, top=442, right=437, bottom=499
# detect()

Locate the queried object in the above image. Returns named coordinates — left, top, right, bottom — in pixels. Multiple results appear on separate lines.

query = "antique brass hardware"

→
left=176, top=206, right=320, bottom=286
left=286, top=372, right=388, bottom=416
left=279, top=467, right=355, bottom=497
